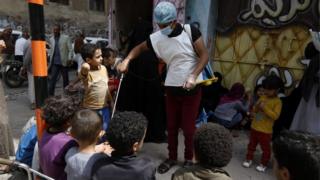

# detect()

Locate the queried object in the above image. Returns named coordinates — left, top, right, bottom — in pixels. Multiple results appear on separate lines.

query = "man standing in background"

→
left=48, top=24, right=73, bottom=96
left=14, top=29, right=29, bottom=62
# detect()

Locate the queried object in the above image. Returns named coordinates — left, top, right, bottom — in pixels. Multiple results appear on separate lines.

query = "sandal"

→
left=157, top=159, right=177, bottom=174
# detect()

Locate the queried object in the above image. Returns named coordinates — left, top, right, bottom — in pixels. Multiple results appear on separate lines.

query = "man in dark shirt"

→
left=48, top=24, right=73, bottom=95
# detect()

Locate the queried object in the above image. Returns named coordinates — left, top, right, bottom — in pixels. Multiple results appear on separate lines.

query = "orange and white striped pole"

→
left=28, top=0, right=48, bottom=140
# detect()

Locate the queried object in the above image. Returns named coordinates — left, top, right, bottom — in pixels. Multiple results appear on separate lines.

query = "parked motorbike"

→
left=0, top=59, right=25, bottom=88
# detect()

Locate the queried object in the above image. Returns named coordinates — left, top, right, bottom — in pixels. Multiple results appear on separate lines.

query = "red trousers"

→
left=165, top=88, right=201, bottom=161
left=246, top=129, right=272, bottom=166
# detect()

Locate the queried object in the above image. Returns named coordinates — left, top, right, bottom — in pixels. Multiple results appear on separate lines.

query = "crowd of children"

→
left=3, top=36, right=317, bottom=180
left=7, top=3, right=320, bottom=178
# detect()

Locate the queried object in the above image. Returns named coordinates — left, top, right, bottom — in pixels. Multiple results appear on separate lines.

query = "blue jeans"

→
left=97, top=107, right=110, bottom=130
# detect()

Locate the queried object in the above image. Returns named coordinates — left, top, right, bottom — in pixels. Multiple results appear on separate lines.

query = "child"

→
left=211, top=83, right=250, bottom=129
left=65, top=109, right=111, bottom=180
left=101, top=47, right=121, bottom=99
left=101, top=47, right=119, bottom=78
left=252, top=84, right=264, bottom=105
left=241, top=84, right=264, bottom=129
left=272, top=130, right=320, bottom=180
left=80, top=43, right=112, bottom=130
left=243, top=75, right=283, bottom=172
left=90, top=111, right=156, bottom=180
left=172, top=123, right=233, bottom=180
left=38, top=96, right=79, bottom=180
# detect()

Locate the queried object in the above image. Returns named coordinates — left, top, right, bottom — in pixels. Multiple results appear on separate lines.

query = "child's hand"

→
left=258, top=101, right=265, bottom=110
left=95, top=142, right=114, bottom=156
left=102, top=142, right=114, bottom=156
left=65, top=83, right=75, bottom=92
left=95, top=143, right=105, bottom=153
left=81, top=63, right=90, bottom=75
left=0, top=40, right=6, bottom=50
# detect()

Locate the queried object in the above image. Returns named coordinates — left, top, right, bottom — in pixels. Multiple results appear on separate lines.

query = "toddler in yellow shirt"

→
left=243, top=75, right=283, bottom=172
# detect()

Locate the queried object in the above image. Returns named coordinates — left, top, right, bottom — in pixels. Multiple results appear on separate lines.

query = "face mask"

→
left=160, top=25, right=173, bottom=36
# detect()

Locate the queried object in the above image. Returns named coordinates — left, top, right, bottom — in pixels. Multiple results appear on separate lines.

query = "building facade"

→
left=0, top=0, right=108, bottom=37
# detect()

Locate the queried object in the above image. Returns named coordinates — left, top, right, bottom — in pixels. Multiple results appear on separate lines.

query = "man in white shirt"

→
left=118, top=1, right=209, bottom=174
left=14, top=29, right=29, bottom=62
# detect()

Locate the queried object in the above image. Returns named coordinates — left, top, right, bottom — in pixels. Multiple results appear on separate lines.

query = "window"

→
left=90, top=0, right=105, bottom=12
left=49, top=0, right=69, bottom=5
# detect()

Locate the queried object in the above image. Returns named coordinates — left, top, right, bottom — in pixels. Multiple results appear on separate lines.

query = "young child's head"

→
left=194, top=123, right=233, bottom=168
left=262, top=75, right=283, bottom=98
left=254, top=84, right=264, bottom=98
left=101, top=47, right=116, bottom=67
left=272, top=130, right=320, bottom=180
left=228, top=82, right=245, bottom=99
left=106, top=111, right=147, bottom=156
left=81, top=43, right=102, bottom=68
left=71, top=109, right=103, bottom=146
left=42, top=95, right=79, bottom=131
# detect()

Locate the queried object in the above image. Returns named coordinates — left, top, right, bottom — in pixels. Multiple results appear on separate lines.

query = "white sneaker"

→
left=242, top=160, right=252, bottom=168
left=256, top=164, right=267, bottom=172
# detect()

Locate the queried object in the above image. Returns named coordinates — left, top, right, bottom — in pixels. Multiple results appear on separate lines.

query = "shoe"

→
left=183, top=160, right=194, bottom=168
left=256, top=164, right=267, bottom=172
left=242, top=160, right=252, bottom=168
left=157, top=159, right=177, bottom=174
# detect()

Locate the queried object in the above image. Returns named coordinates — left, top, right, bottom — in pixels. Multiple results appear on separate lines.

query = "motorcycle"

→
left=0, top=59, right=25, bottom=88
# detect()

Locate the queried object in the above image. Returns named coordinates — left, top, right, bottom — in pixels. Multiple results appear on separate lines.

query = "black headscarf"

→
left=300, top=43, right=320, bottom=107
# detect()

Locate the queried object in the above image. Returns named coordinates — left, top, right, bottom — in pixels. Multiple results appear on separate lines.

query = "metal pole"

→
left=28, top=0, right=48, bottom=140
left=111, top=73, right=124, bottom=119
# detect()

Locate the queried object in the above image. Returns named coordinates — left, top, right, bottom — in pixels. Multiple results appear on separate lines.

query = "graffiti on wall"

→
left=213, top=26, right=310, bottom=91
left=217, top=0, right=320, bottom=32
left=240, top=0, right=314, bottom=26
left=256, top=66, right=295, bottom=88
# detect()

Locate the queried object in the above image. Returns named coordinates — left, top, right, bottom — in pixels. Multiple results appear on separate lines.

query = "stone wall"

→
left=0, top=0, right=108, bottom=38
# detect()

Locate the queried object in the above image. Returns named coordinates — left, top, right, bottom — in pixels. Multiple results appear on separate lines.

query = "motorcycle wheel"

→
left=3, top=66, right=24, bottom=88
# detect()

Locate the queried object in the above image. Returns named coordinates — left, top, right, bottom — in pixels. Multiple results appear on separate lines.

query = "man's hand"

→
left=81, top=62, right=90, bottom=76
left=183, top=74, right=196, bottom=90
left=116, top=58, right=130, bottom=73
left=0, top=40, right=6, bottom=52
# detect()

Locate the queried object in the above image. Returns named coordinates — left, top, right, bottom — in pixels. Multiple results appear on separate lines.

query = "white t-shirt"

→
left=150, top=24, right=203, bottom=86
left=65, top=147, right=94, bottom=180
left=15, top=37, right=28, bottom=56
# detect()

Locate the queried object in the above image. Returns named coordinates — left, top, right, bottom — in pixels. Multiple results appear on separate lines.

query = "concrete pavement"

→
left=1, top=74, right=275, bottom=180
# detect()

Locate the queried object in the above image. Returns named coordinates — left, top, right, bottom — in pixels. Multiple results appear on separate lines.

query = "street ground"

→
left=0, top=72, right=275, bottom=180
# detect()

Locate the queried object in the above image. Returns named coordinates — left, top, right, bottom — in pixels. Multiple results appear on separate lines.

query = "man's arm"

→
left=191, top=36, right=209, bottom=77
left=117, top=41, right=149, bottom=73
left=183, top=36, right=209, bottom=89
left=67, top=36, right=73, bottom=61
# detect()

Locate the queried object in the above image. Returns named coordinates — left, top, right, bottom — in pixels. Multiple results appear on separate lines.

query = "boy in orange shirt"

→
left=243, top=75, right=283, bottom=172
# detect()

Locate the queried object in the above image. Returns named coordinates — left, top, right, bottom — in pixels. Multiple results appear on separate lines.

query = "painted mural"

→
left=217, top=0, right=320, bottom=32
left=214, top=0, right=319, bottom=93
